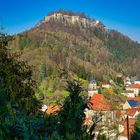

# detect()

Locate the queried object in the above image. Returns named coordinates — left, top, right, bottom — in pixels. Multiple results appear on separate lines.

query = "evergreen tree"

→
left=39, top=63, right=47, bottom=81
left=58, top=80, right=90, bottom=139
left=97, top=133, right=108, bottom=140
left=116, top=77, right=124, bottom=85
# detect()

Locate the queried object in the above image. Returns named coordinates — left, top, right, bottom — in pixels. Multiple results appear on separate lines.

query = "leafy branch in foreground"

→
left=0, top=33, right=44, bottom=139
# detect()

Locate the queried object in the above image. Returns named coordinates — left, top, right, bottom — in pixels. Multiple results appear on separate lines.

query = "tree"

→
left=58, top=80, right=90, bottom=139
left=0, top=33, right=92, bottom=140
left=131, top=114, right=140, bottom=140
left=0, top=33, right=43, bottom=139
left=116, top=77, right=124, bottom=85
left=0, top=34, right=40, bottom=113
left=38, top=63, right=47, bottom=81
left=97, top=133, right=108, bottom=140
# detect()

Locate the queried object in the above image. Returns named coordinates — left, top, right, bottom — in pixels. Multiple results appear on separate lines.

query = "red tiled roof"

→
left=88, top=94, right=112, bottom=111
left=131, top=84, right=140, bottom=88
left=126, top=108, right=140, bottom=112
left=102, top=82, right=110, bottom=85
left=46, top=105, right=61, bottom=115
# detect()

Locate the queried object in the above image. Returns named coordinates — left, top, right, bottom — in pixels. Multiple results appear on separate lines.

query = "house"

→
left=88, top=90, right=98, bottom=98
left=127, top=100, right=140, bottom=108
left=122, top=90, right=135, bottom=98
left=125, top=82, right=131, bottom=87
left=102, top=82, right=111, bottom=89
left=125, top=86, right=133, bottom=91
left=119, top=118, right=135, bottom=140
left=84, top=94, right=118, bottom=140
left=123, top=77, right=131, bottom=86
left=125, top=84, right=140, bottom=97
left=125, top=108, right=140, bottom=118
left=129, top=100, right=140, bottom=108
left=123, top=99, right=140, bottom=109
left=118, top=109, right=140, bottom=138
left=134, top=80, right=140, bottom=84
left=130, top=84, right=140, bottom=96
left=127, top=97, right=140, bottom=102
left=123, top=100, right=132, bottom=109
left=131, top=83, right=140, bottom=88
left=87, top=93, right=112, bottom=111
left=41, top=104, right=48, bottom=112
left=116, top=109, right=140, bottom=125
left=45, top=105, right=61, bottom=115
left=85, top=94, right=115, bottom=125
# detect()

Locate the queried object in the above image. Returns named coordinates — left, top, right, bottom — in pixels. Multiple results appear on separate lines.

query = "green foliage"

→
left=38, top=63, right=47, bottom=81
left=0, top=34, right=44, bottom=139
left=0, top=34, right=92, bottom=140
left=4, top=10, right=140, bottom=139
left=101, top=87, right=125, bottom=109
left=116, top=77, right=124, bottom=85
left=37, top=80, right=91, bottom=140
left=19, top=36, right=30, bottom=49
left=131, top=114, right=140, bottom=140
left=0, top=40, right=39, bottom=113
left=49, top=131, right=64, bottom=140
left=58, top=80, right=90, bottom=139
left=97, top=133, right=108, bottom=140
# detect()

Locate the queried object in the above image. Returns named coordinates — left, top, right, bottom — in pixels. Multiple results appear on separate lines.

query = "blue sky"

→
left=0, top=0, right=140, bottom=42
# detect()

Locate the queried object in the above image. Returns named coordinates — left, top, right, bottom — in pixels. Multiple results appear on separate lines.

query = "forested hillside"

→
left=9, top=10, right=140, bottom=103
left=0, top=33, right=92, bottom=139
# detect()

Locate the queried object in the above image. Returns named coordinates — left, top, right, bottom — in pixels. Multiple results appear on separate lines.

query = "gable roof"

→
left=127, top=100, right=140, bottom=107
left=88, top=93, right=112, bottom=111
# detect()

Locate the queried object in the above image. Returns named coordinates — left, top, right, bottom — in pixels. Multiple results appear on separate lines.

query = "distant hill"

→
left=9, top=10, right=140, bottom=81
